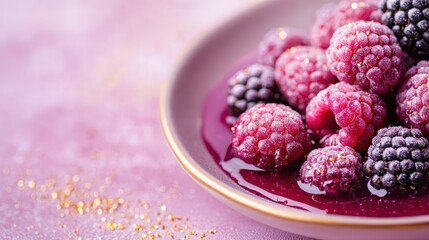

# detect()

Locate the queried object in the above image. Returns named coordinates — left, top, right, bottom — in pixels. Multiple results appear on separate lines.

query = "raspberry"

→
left=227, top=64, right=283, bottom=119
left=310, top=3, right=337, bottom=49
left=405, top=60, right=429, bottom=80
left=299, top=146, right=363, bottom=196
left=258, top=27, right=309, bottom=67
left=396, top=73, right=429, bottom=136
left=306, top=82, right=387, bottom=152
left=335, top=0, right=381, bottom=27
left=364, top=127, right=429, bottom=196
left=327, top=20, right=404, bottom=95
left=310, top=0, right=381, bottom=49
left=231, top=103, right=311, bottom=170
left=275, top=46, right=337, bottom=113
left=380, top=0, right=429, bottom=57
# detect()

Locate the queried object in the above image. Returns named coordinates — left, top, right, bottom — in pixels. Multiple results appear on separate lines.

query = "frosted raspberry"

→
left=310, top=3, right=337, bottom=49
left=306, top=82, right=387, bottom=152
left=335, top=0, right=381, bottom=26
left=231, top=103, right=311, bottom=170
left=275, top=46, right=337, bottom=113
left=310, top=0, right=381, bottom=49
left=299, top=145, right=363, bottom=196
left=327, top=20, right=403, bottom=95
left=396, top=73, right=429, bottom=136
left=405, top=60, right=429, bottom=81
left=258, top=27, right=309, bottom=67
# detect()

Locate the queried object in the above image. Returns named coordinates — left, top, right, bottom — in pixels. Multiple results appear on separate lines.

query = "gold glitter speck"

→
left=27, top=180, right=36, bottom=189
left=72, top=175, right=80, bottom=182
left=278, top=29, right=287, bottom=40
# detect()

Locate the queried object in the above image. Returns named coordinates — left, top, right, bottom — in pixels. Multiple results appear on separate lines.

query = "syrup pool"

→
left=201, top=54, right=429, bottom=217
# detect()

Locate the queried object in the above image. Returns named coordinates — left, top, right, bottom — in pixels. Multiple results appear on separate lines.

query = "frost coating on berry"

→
left=310, top=3, right=337, bottom=49
left=364, top=126, right=429, bottom=195
left=231, top=103, right=311, bottom=170
left=327, top=20, right=403, bottom=95
left=258, top=27, right=309, bottom=67
left=310, top=0, right=381, bottom=49
left=404, top=60, right=429, bottom=81
left=299, top=145, right=363, bottom=196
left=275, top=46, right=337, bottom=113
left=380, top=0, right=429, bottom=57
left=227, top=64, right=283, bottom=118
left=396, top=73, right=429, bottom=136
left=335, top=0, right=381, bottom=26
left=306, top=82, right=387, bottom=151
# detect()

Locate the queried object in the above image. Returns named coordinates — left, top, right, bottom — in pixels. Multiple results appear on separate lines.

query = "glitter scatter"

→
left=13, top=173, right=217, bottom=239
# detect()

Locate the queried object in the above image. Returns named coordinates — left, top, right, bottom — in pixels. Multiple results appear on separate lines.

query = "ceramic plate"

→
left=160, top=0, right=429, bottom=239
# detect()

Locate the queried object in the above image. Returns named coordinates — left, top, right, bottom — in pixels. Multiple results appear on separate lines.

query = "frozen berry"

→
left=227, top=64, right=283, bottom=118
left=231, top=103, right=311, bottom=170
left=335, top=0, right=381, bottom=27
left=275, top=46, right=337, bottom=113
left=299, top=145, right=363, bottom=196
left=327, top=20, right=403, bottom=95
left=306, top=82, right=387, bottom=152
left=310, top=3, right=337, bottom=49
left=405, top=60, right=429, bottom=80
left=310, top=0, right=381, bottom=49
left=380, top=0, right=429, bottom=57
left=364, top=126, right=429, bottom=196
left=258, top=27, right=309, bottom=67
left=396, top=73, right=429, bottom=136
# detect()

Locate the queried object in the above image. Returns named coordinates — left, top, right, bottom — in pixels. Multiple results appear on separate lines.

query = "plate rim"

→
left=159, top=0, right=429, bottom=231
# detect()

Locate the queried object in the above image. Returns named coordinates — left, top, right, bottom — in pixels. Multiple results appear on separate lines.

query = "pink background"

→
left=0, top=1, right=313, bottom=239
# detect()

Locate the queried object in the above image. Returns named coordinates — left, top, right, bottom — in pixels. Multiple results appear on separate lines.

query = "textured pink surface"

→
left=0, top=0, right=313, bottom=239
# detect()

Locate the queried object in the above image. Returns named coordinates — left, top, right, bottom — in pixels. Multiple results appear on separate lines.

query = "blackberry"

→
left=364, top=126, right=429, bottom=196
left=380, top=0, right=429, bottom=58
left=227, top=64, right=283, bottom=118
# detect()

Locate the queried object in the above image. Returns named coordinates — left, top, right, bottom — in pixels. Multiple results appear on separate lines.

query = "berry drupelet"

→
left=364, top=126, right=429, bottom=195
left=380, top=0, right=429, bottom=58
left=227, top=64, right=283, bottom=118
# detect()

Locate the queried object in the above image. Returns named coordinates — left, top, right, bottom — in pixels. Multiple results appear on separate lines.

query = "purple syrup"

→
left=201, top=54, right=429, bottom=218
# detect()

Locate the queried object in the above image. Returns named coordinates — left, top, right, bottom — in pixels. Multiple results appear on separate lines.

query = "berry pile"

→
left=222, top=0, right=429, bottom=198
